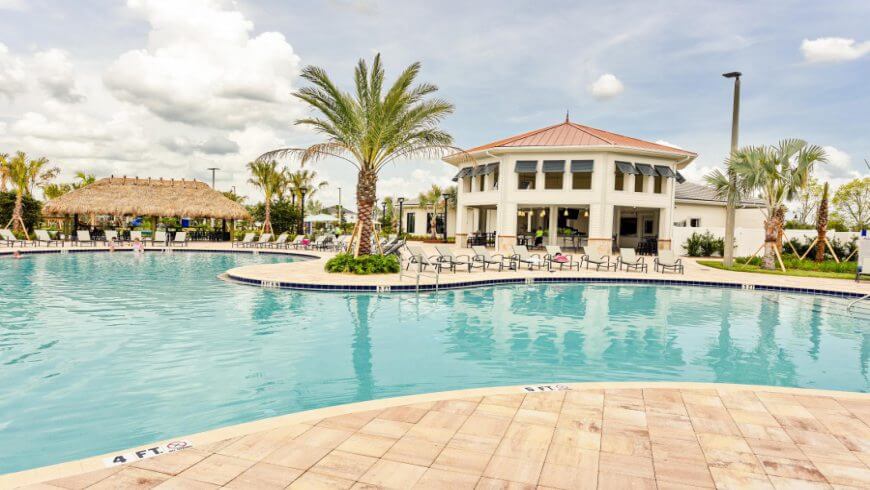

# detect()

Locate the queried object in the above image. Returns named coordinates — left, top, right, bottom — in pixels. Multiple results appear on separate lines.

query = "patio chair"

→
left=287, top=235, right=305, bottom=249
left=307, top=235, right=329, bottom=250
left=510, top=245, right=543, bottom=270
left=104, top=230, right=122, bottom=245
left=130, top=231, right=144, bottom=243
left=153, top=230, right=167, bottom=245
left=471, top=246, right=510, bottom=271
left=617, top=248, right=648, bottom=273
left=33, top=229, right=63, bottom=247
left=233, top=233, right=255, bottom=248
left=75, top=230, right=98, bottom=247
left=405, top=244, right=442, bottom=272
left=253, top=233, right=272, bottom=248
left=0, top=228, right=27, bottom=247
left=654, top=250, right=684, bottom=274
left=857, top=257, right=870, bottom=283
left=383, top=239, right=405, bottom=256
left=544, top=245, right=580, bottom=271
left=333, top=235, right=350, bottom=252
left=582, top=250, right=614, bottom=271
left=170, top=231, right=188, bottom=247
left=435, top=245, right=482, bottom=273
left=268, top=232, right=289, bottom=248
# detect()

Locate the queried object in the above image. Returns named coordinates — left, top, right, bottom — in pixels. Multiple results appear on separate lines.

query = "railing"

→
left=399, top=267, right=440, bottom=292
left=847, top=293, right=870, bottom=314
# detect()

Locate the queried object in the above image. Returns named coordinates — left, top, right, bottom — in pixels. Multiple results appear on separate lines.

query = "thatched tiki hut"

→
left=43, top=177, right=249, bottom=240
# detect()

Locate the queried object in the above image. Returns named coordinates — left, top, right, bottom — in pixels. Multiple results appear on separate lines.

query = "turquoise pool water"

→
left=0, top=252, right=867, bottom=473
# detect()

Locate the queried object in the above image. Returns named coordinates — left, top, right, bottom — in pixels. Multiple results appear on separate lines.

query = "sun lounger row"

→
left=0, top=229, right=193, bottom=247
left=231, top=233, right=351, bottom=251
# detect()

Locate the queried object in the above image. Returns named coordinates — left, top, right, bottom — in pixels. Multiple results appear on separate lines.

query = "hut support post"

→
left=73, top=214, right=79, bottom=241
left=230, top=220, right=235, bottom=243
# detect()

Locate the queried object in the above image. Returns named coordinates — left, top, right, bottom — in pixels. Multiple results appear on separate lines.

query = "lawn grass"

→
left=697, top=258, right=857, bottom=280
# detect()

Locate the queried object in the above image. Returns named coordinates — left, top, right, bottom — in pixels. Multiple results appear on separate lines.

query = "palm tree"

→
left=707, top=139, right=826, bottom=270
left=247, top=160, right=285, bottom=234
left=258, top=54, right=455, bottom=256
left=285, top=169, right=327, bottom=206
left=815, top=182, right=829, bottom=262
left=42, top=171, right=97, bottom=199
left=0, top=153, right=9, bottom=192
left=2, top=152, right=57, bottom=235
left=418, top=185, right=444, bottom=240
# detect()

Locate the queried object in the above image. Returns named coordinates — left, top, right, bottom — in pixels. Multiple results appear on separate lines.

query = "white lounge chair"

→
left=104, top=230, right=120, bottom=245
left=307, top=235, right=329, bottom=250
left=75, top=230, right=97, bottom=247
left=435, top=245, right=482, bottom=273
left=33, top=229, right=63, bottom=247
left=544, top=245, right=580, bottom=271
left=153, top=230, right=167, bottom=245
left=253, top=233, right=272, bottom=248
left=510, top=245, right=543, bottom=270
left=1, top=229, right=27, bottom=247
left=170, top=231, right=188, bottom=247
left=288, top=235, right=305, bottom=249
left=130, top=231, right=144, bottom=242
left=581, top=249, right=614, bottom=271
left=471, top=246, right=510, bottom=271
left=233, top=233, right=255, bottom=248
left=618, top=248, right=648, bottom=273
left=268, top=232, right=289, bottom=248
left=654, top=250, right=684, bottom=274
left=405, top=244, right=442, bottom=272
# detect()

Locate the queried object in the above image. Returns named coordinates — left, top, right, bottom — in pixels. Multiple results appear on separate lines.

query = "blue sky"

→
left=0, top=0, right=867, bottom=206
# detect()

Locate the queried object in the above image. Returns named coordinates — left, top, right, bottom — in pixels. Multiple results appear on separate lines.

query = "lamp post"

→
left=338, top=187, right=343, bottom=229
left=397, top=197, right=405, bottom=237
left=441, top=193, right=449, bottom=243
left=299, top=188, right=307, bottom=236
left=722, top=71, right=741, bottom=267
left=381, top=201, right=387, bottom=230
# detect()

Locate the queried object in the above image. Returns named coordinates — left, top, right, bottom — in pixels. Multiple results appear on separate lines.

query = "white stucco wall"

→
left=673, top=202, right=766, bottom=229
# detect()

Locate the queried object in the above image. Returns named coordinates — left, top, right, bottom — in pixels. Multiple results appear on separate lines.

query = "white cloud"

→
left=0, top=43, right=27, bottom=98
left=589, top=74, right=624, bottom=99
left=160, top=135, right=239, bottom=155
left=104, top=0, right=302, bottom=129
left=32, top=49, right=85, bottom=103
left=818, top=146, right=860, bottom=179
left=654, top=139, right=684, bottom=150
left=0, top=0, right=26, bottom=11
left=801, top=37, right=870, bottom=63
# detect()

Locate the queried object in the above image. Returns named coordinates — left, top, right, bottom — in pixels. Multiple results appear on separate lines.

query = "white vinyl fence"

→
left=672, top=226, right=860, bottom=257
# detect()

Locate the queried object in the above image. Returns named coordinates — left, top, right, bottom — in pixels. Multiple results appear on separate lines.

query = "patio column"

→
left=658, top=206, right=672, bottom=251
left=586, top=203, right=614, bottom=256
left=455, top=203, right=467, bottom=247
left=548, top=206, right=558, bottom=246
left=495, top=202, right=517, bottom=252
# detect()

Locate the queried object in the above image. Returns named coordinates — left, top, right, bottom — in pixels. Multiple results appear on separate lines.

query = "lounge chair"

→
left=618, top=248, right=648, bottom=273
left=0, top=229, right=27, bottom=247
left=287, top=235, right=305, bottom=249
left=233, top=233, right=255, bottom=248
left=510, top=245, right=543, bottom=270
left=332, top=235, right=350, bottom=252
left=471, top=246, right=510, bottom=271
left=153, top=230, right=167, bottom=245
left=307, top=235, right=330, bottom=250
left=104, top=230, right=121, bottom=245
left=435, top=245, right=482, bottom=273
left=130, top=231, right=144, bottom=243
left=75, top=230, right=98, bottom=247
left=405, top=244, right=442, bottom=272
left=857, top=257, right=870, bottom=283
left=383, top=239, right=405, bottom=256
left=654, top=250, right=684, bottom=274
left=253, top=233, right=272, bottom=248
left=544, top=246, right=580, bottom=271
left=268, top=232, right=289, bottom=248
left=581, top=249, right=614, bottom=271
left=170, top=231, right=188, bottom=247
left=33, top=229, right=63, bottom=247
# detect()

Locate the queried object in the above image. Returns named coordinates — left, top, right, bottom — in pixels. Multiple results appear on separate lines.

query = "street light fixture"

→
left=337, top=187, right=343, bottom=229
left=381, top=201, right=387, bottom=230
left=207, top=167, right=220, bottom=188
left=299, top=188, right=307, bottom=236
left=722, top=71, right=741, bottom=267
left=397, top=197, right=405, bottom=236
left=441, top=193, right=449, bottom=243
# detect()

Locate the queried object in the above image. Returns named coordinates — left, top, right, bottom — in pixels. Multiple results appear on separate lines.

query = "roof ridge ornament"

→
left=565, top=110, right=570, bottom=123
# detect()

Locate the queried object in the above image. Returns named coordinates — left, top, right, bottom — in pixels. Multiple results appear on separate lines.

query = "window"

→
left=545, top=172, right=563, bottom=189
left=689, top=218, right=701, bottom=228
left=491, top=169, right=499, bottom=190
left=478, top=176, right=485, bottom=192
left=634, top=175, right=644, bottom=192
left=406, top=213, right=416, bottom=234
left=518, top=173, right=536, bottom=189
left=462, top=177, right=471, bottom=193
left=643, top=219, right=654, bottom=235
left=614, top=168, right=624, bottom=190
left=654, top=175, right=663, bottom=193
left=619, top=217, right=637, bottom=236
left=426, top=213, right=445, bottom=235
left=573, top=172, right=591, bottom=190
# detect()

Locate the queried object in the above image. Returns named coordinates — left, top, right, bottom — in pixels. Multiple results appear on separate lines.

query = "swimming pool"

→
left=0, top=252, right=866, bottom=473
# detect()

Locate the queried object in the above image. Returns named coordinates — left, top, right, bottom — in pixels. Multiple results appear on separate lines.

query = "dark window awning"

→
left=472, top=165, right=488, bottom=176
left=615, top=161, right=638, bottom=175
left=515, top=161, right=538, bottom=173
left=654, top=165, right=675, bottom=178
left=635, top=163, right=657, bottom=176
left=571, top=160, right=594, bottom=173
left=675, top=171, right=686, bottom=184
left=452, top=167, right=473, bottom=181
left=482, top=162, right=499, bottom=175
left=542, top=160, right=565, bottom=173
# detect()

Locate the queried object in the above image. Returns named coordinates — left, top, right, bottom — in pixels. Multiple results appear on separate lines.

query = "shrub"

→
left=785, top=235, right=857, bottom=261
left=738, top=256, right=857, bottom=274
left=325, top=253, right=400, bottom=275
left=0, top=191, right=42, bottom=232
left=683, top=231, right=725, bottom=257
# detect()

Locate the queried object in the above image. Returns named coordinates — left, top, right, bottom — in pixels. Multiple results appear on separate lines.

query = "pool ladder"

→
left=399, top=267, right=440, bottom=292
left=847, top=293, right=870, bottom=315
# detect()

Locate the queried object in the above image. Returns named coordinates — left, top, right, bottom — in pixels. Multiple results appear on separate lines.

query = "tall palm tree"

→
left=814, top=182, right=829, bottom=262
left=247, top=160, right=284, bottom=234
left=42, top=171, right=97, bottom=199
left=0, top=153, right=9, bottom=192
left=2, top=152, right=57, bottom=235
left=707, top=139, right=826, bottom=270
left=285, top=169, right=327, bottom=206
left=258, top=54, right=455, bottom=256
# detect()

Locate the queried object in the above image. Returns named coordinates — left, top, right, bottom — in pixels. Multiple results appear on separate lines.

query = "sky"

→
left=0, top=0, right=868, bottom=209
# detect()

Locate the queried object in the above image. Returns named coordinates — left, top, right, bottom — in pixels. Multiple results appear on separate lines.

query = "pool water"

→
left=0, top=252, right=867, bottom=474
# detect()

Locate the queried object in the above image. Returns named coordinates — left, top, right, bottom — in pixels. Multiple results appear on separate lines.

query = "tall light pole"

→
left=207, top=167, right=220, bottom=189
left=299, top=188, right=307, bottom=236
left=338, top=187, right=343, bottom=229
left=722, top=71, right=741, bottom=267
left=397, top=197, right=405, bottom=236
left=441, top=193, right=449, bottom=243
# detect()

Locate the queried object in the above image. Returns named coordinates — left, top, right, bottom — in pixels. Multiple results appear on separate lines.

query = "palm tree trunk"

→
left=775, top=206, right=785, bottom=252
left=356, top=169, right=377, bottom=256
left=429, top=206, right=438, bottom=240
left=263, top=199, right=273, bottom=234
left=11, top=191, right=24, bottom=232
left=815, top=183, right=829, bottom=262
left=762, top=217, right=777, bottom=270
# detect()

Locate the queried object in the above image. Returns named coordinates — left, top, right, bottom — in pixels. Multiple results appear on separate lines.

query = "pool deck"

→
left=6, top=382, right=870, bottom=489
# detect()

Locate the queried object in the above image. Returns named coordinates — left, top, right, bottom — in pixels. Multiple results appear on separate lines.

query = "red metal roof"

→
left=463, top=121, right=697, bottom=157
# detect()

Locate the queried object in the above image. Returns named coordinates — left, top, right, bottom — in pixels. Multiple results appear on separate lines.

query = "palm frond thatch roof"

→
left=43, top=177, right=250, bottom=220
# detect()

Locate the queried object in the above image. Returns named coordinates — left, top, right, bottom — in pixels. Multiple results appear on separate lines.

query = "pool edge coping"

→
left=3, top=381, right=868, bottom=488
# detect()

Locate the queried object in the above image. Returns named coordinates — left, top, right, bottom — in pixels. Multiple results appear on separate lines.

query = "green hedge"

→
left=325, top=253, right=400, bottom=275
left=0, top=191, right=42, bottom=233
left=739, top=256, right=857, bottom=274
left=683, top=231, right=725, bottom=257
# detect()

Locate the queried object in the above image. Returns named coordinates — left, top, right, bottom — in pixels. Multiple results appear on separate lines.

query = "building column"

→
left=586, top=203, right=614, bottom=256
left=658, top=206, right=672, bottom=251
left=455, top=203, right=467, bottom=246
left=495, top=202, right=517, bottom=252
left=548, top=206, right=558, bottom=245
